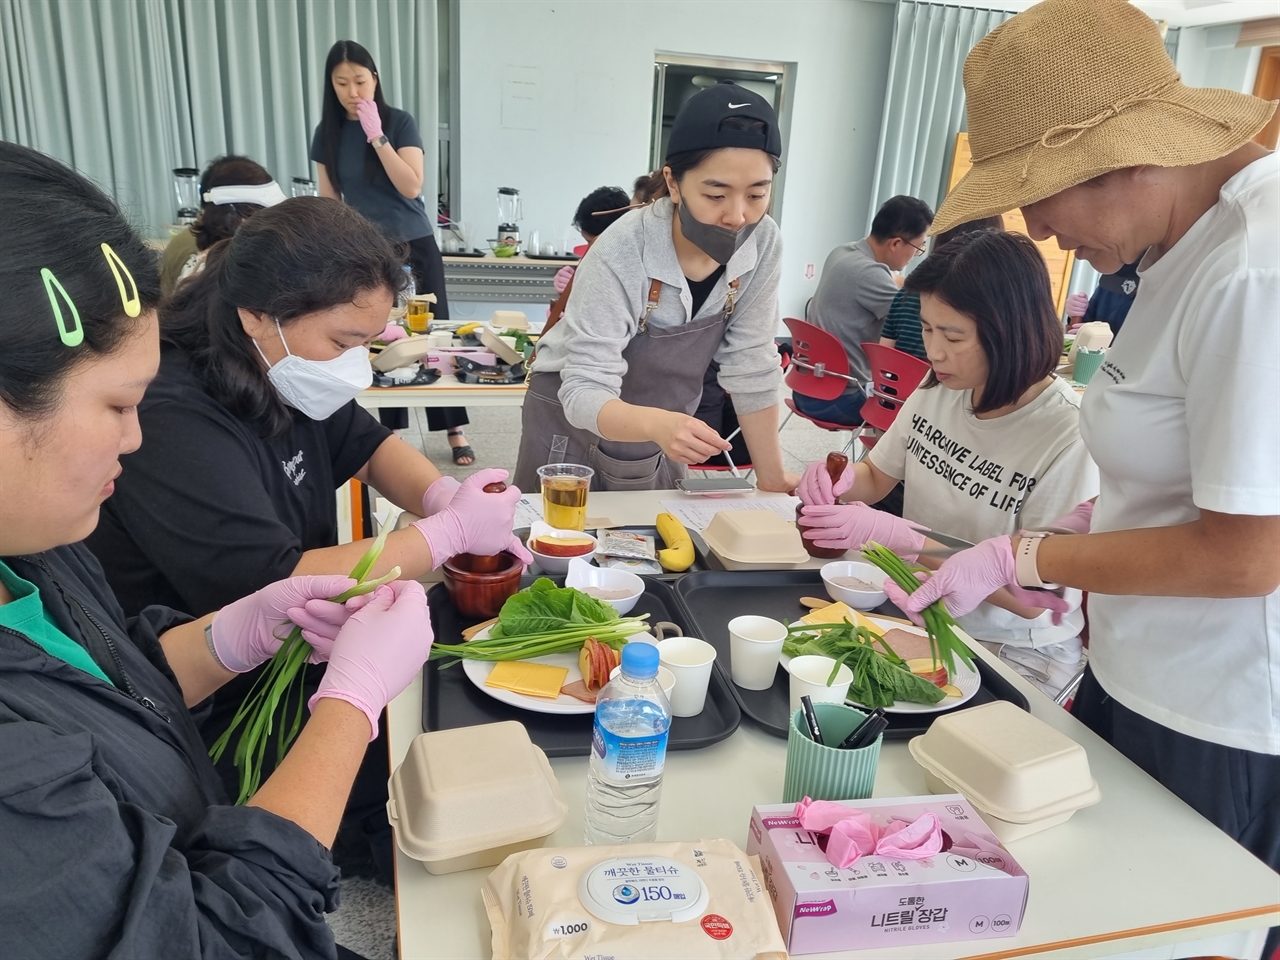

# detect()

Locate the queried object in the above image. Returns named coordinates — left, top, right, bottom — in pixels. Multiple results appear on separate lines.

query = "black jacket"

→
left=0, top=543, right=340, bottom=959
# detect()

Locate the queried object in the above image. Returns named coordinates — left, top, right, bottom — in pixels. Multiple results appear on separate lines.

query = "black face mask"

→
left=676, top=199, right=760, bottom=265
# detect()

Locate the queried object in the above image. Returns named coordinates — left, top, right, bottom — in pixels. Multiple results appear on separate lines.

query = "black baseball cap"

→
left=666, top=80, right=782, bottom=159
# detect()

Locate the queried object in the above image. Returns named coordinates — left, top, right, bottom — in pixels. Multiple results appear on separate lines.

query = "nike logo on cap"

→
left=728, top=102, right=751, bottom=108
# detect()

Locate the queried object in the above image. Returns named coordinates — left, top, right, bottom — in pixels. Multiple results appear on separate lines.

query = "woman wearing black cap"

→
left=513, top=82, right=798, bottom=493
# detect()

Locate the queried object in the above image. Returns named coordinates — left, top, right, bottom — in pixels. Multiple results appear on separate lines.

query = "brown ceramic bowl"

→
left=442, top=552, right=523, bottom=620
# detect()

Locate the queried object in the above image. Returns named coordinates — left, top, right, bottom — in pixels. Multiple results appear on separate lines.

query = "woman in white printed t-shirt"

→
left=883, top=0, right=1280, bottom=930
left=797, top=230, right=1098, bottom=696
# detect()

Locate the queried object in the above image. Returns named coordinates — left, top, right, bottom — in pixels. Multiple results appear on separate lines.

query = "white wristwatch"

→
left=1014, top=531, right=1060, bottom=590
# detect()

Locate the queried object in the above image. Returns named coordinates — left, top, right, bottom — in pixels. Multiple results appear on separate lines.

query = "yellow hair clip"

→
left=41, top=268, right=84, bottom=347
left=100, top=242, right=141, bottom=318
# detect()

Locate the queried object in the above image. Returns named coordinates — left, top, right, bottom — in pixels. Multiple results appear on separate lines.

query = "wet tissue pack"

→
left=482, top=839, right=788, bottom=959
left=746, top=795, right=1028, bottom=955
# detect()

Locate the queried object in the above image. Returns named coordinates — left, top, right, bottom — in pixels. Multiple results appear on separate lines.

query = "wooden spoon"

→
left=461, top=617, right=499, bottom=642
left=799, top=596, right=832, bottom=609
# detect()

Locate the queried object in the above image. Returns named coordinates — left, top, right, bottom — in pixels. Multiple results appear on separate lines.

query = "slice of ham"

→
left=875, top=628, right=936, bottom=663
left=560, top=680, right=597, bottom=703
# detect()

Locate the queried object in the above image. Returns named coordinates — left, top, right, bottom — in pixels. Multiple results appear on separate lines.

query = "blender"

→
left=496, top=186, right=522, bottom=252
left=173, top=167, right=200, bottom=225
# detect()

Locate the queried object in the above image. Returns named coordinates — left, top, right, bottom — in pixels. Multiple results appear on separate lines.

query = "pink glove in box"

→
left=746, top=794, right=1027, bottom=955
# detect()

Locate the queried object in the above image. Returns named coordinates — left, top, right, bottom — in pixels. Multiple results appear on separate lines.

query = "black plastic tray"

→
left=672, top=570, right=1030, bottom=740
left=421, top=577, right=741, bottom=757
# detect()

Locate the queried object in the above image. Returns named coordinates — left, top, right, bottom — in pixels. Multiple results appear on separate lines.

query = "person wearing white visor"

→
left=881, top=0, right=1279, bottom=938
left=85, top=197, right=530, bottom=879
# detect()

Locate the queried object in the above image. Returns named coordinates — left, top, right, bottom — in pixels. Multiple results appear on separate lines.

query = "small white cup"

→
left=727, top=615, right=787, bottom=690
left=657, top=637, right=717, bottom=717
left=788, top=655, right=854, bottom=715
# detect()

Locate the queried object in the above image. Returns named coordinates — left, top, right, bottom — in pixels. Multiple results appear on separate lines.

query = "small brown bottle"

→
left=798, top=452, right=850, bottom=559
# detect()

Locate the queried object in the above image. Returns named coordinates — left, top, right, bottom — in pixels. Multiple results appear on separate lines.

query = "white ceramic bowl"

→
left=564, top=557, right=644, bottom=615
left=526, top=525, right=598, bottom=575
left=609, top=663, right=677, bottom=701
left=820, top=559, right=888, bottom=610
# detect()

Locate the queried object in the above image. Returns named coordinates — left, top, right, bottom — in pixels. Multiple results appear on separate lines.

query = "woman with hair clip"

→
left=85, top=196, right=529, bottom=879
left=796, top=231, right=1098, bottom=696
left=310, top=38, right=475, bottom=464
left=0, top=142, right=430, bottom=956
left=514, top=81, right=798, bottom=493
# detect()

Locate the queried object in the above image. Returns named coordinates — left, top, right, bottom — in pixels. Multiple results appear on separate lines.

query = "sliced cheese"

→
left=485, top=660, right=569, bottom=699
left=801, top=602, right=884, bottom=636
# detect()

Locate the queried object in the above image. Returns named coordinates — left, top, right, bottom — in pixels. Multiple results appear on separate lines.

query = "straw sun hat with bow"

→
left=933, top=0, right=1278, bottom=234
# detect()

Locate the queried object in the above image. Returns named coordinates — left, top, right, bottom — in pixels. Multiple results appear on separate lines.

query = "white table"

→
left=388, top=490, right=1280, bottom=959
left=356, top=381, right=526, bottom=412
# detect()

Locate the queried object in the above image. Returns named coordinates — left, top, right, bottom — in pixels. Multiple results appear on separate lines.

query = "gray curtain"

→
left=867, top=1, right=1013, bottom=225
left=0, top=0, right=437, bottom=236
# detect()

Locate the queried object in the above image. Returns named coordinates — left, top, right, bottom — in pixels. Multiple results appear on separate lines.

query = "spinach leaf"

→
left=492, top=578, right=617, bottom=637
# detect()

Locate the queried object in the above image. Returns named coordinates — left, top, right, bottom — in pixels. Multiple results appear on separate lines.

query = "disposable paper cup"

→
left=657, top=637, right=716, bottom=717
left=783, top=703, right=882, bottom=803
left=788, top=655, right=854, bottom=715
left=1073, top=346, right=1107, bottom=385
left=728, top=615, right=787, bottom=690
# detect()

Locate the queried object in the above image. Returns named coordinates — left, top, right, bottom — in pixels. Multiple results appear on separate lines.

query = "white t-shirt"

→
left=1080, top=151, right=1280, bottom=755
left=870, top=377, right=1099, bottom=647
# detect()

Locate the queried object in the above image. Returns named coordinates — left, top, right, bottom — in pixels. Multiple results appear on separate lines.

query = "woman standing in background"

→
left=311, top=39, right=475, bottom=465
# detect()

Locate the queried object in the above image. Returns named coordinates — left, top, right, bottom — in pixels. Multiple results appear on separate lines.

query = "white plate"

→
left=782, top=614, right=981, bottom=715
left=460, top=625, right=652, bottom=715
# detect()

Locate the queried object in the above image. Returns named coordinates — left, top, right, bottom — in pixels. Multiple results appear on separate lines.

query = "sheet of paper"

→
left=513, top=494, right=544, bottom=530
left=658, top=496, right=802, bottom=532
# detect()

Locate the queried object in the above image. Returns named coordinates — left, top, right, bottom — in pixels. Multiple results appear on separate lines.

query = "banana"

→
left=655, top=512, right=695, bottom=572
left=455, top=322, right=482, bottom=336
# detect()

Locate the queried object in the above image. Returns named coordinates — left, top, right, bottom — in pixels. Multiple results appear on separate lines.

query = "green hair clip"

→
left=100, top=242, right=141, bottom=318
left=41, top=268, right=83, bottom=347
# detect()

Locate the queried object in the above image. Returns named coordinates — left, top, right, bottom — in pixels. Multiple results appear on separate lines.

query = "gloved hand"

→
left=888, top=536, right=1070, bottom=623
left=308, top=580, right=432, bottom=739
left=1066, top=291, right=1090, bottom=319
left=798, top=502, right=926, bottom=558
left=209, top=575, right=360, bottom=673
left=796, top=457, right=854, bottom=506
left=553, top=265, right=575, bottom=293
left=356, top=98, right=384, bottom=142
left=380, top=321, right=408, bottom=343
left=1046, top=500, right=1094, bottom=535
left=420, top=475, right=461, bottom=518
left=412, top=468, right=534, bottom=567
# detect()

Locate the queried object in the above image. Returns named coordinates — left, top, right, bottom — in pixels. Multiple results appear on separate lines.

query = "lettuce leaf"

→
left=492, top=577, right=617, bottom=637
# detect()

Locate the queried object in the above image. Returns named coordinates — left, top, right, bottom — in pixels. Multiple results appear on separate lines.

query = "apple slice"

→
left=532, top=535, right=595, bottom=557
left=905, top=657, right=949, bottom=689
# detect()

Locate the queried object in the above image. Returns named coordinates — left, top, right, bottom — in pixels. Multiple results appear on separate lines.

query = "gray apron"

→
left=514, top=279, right=737, bottom=492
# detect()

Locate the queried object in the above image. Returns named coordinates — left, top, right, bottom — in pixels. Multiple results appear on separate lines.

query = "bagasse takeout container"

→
left=388, top=721, right=568, bottom=874
left=908, top=700, right=1101, bottom=841
left=701, top=510, right=808, bottom=570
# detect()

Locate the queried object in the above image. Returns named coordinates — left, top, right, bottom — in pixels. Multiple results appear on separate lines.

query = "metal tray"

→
left=517, top=525, right=714, bottom=581
left=421, top=577, right=741, bottom=757
left=672, top=570, right=1030, bottom=740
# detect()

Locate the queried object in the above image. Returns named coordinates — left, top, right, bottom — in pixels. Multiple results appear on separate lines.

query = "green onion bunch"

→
left=860, top=541, right=976, bottom=675
left=430, top=617, right=649, bottom=665
left=210, top=529, right=401, bottom=804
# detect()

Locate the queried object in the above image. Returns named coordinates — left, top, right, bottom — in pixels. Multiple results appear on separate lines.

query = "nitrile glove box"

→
left=746, top=795, right=1028, bottom=955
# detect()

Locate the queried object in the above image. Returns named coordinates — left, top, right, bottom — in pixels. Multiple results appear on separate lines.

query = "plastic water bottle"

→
left=584, top=642, right=671, bottom=844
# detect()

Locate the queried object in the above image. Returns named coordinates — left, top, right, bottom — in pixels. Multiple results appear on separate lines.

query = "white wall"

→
left=456, top=0, right=896, bottom=318
left=1176, top=22, right=1261, bottom=94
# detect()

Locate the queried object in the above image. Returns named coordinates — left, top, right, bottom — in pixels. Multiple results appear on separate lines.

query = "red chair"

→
left=780, top=317, right=864, bottom=454
left=857, top=342, right=931, bottom=450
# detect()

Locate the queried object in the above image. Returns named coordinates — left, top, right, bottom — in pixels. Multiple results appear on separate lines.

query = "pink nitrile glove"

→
left=796, top=457, right=854, bottom=506
left=1047, top=500, right=1094, bottom=535
left=890, top=536, right=1070, bottom=623
left=380, top=321, right=408, bottom=343
left=308, top=580, right=432, bottom=740
left=356, top=98, right=384, bottom=142
left=1066, top=291, right=1090, bottom=319
left=411, top=468, right=534, bottom=568
left=209, top=575, right=359, bottom=673
left=286, top=594, right=376, bottom=663
left=552, top=265, right=575, bottom=293
left=798, top=502, right=926, bottom=558
left=420, top=475, right=461, bottom=518
left=876, top=813, right=943, bottom=859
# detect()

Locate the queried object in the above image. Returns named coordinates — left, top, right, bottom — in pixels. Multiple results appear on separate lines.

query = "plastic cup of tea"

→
left=727, top=615, right=787, bottom=690
left=536, top=464, right=594, bottom=531
left=788, top=655, right=854, bottom=715
left=657, top=636, right=717, bottom=717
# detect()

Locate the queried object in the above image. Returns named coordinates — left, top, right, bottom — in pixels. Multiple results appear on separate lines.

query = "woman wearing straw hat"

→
left=890, top=0, right=1280, bottom=903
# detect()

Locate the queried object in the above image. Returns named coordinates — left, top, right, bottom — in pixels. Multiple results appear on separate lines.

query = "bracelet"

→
left=1013, top=533, right=1060, bottom=590
left=205, top=623, right=230, bottom=671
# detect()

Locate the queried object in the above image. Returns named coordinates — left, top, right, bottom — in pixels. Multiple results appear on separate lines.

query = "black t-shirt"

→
left=87, top=343, right=391, bottom=617
left=686, top=264, right=727, bottom=317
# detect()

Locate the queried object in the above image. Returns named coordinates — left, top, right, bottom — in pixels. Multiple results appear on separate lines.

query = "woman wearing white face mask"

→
left=513, top=82, right=798, bottom=493
left=85, top=197, right=529, bottom=872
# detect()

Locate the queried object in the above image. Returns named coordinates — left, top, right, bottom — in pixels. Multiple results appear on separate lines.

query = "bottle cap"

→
left=620, top=642, right=659, bottom=680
